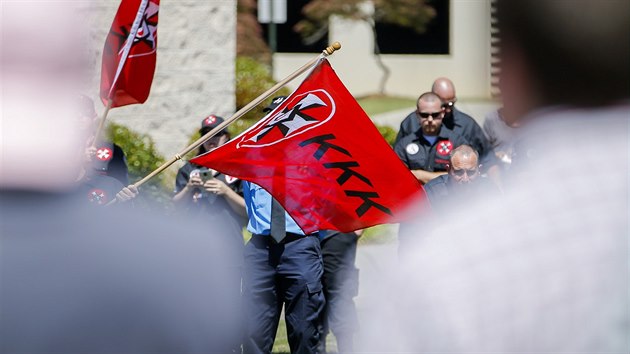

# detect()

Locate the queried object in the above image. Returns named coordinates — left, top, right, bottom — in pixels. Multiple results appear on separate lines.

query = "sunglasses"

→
left=417, top=112, right=443, bottom=119
left=451, top=168, right=478, bottom=177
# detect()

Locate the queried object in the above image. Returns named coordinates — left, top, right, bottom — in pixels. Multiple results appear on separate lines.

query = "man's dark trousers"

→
left=243, top=234, right=325, bottom=354
left=319, top=232, right=360, bottom=354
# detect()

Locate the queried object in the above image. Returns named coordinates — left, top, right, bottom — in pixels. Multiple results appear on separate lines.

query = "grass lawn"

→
left=356, top=95, right=416, bottom=117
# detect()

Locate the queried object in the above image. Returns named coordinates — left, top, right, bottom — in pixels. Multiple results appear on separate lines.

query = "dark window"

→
left=260, top=0, right=328, bottom=53
left=375, top=0, right=450, bottom=55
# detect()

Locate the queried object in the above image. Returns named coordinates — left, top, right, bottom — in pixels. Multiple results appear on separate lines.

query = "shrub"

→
left=106, top=122, right=172, bottom=210
left=375, top=124, right=397, bottom=146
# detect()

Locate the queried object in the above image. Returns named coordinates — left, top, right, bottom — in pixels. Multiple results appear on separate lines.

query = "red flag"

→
left=192, top=59, right=426, bottom=233
left=100, top=0, right=159, bottom=108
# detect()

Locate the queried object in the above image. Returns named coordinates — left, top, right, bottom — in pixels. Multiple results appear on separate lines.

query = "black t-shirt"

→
left=174, top=162, right=245, bottom=247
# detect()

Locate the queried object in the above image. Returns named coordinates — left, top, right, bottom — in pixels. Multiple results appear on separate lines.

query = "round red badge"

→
left=88, top=189, right=108, bottom=205
left=436, top=140, right=453, bottom=156
left=96, top=147, right=113, bottom=161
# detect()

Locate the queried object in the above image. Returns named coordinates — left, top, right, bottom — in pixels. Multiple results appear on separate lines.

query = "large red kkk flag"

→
left=192, top=59, right=425, bottom=233
left=100, top=0, right=159, bottom=108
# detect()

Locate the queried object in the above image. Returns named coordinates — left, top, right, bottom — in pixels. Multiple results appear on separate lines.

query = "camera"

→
left=200, top=169, right=216, bottom=181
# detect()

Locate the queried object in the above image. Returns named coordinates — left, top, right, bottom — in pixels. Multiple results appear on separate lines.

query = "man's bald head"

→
left=448, top=145, right=480, bottom=184
left=431, top=78, right=456, bottom=101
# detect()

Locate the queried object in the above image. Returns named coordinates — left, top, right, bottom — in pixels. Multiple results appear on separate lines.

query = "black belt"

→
left=252, top=232, right=317, bottom=244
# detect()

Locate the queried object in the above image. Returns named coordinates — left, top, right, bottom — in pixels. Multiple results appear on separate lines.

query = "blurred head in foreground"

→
left=0, top=2, right=241, bottom=352
left=497, top=0, right=629, bottom=121
left=359, top=1, right=629, bottom=352
left=0, top=1, right=87, bottom=191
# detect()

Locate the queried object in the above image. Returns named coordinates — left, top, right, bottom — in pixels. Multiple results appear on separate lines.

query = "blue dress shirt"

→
left=243, top=181, right=306, bottom=236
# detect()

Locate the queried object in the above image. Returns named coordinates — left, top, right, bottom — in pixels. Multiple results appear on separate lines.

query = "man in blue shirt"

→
left=241, top=180, right=325, bottom=354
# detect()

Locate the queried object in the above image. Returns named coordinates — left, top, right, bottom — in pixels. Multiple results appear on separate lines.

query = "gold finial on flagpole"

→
left=324, top=42, right=342, bottom=55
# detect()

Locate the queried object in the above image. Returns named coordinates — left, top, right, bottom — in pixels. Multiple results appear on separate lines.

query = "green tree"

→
left=295, top=0, right=436, bottom=95
left=237, top=0, right=271, bottom=65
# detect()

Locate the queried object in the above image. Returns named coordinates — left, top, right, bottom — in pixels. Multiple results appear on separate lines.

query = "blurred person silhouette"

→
left=482, top=107, right=518, bottom=167
left=173, top=115, right=247, bottom=353
left=394, top=92, right=478, bottom=255
left=76, top=94, right=138, bottom=205
left=358, top=0, right=629, bottom=352
left=78, top=94, right=129, bottom=186
left=317, top=230, right=362, bottom=354
left=0, top=2, right=241, bottom=352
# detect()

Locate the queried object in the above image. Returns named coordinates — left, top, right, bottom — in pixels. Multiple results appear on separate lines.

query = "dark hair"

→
left=417, top=92, right=443, bottom=107
left=196, top=131, right=229, bottom=155
left=496, top=0, right=629, bottom=107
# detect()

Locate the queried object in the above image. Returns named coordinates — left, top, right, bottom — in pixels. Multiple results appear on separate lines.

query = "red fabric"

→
left=192, top=59, right=426, bottom=233
left=100, top=0, right=159, bottom=108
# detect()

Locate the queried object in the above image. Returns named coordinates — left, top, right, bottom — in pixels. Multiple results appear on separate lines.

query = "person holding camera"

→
left=173, top=115, right=246, bottom=223
left=173, top=115, right=246, bottom=353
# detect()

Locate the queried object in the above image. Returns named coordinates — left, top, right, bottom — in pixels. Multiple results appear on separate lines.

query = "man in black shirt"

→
left=394, top=92, right=473, bottom=184
left=394, top=78, right=494, bottom=171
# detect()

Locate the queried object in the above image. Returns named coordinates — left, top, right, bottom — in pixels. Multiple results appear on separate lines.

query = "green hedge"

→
left=106, top=122, right=173, bottom=209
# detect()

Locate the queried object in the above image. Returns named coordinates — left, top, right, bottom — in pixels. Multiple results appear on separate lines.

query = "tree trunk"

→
left=368, top=18, right=390, bottom=95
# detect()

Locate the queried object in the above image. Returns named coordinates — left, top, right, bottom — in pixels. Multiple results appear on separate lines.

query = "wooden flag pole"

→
left=107, top=42, right=342, bottom=205
left=91, top=100, right=113, bottom=149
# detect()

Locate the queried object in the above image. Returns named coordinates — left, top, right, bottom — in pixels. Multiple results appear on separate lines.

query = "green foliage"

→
left=106, top=122, right=172, bottom=209
left=358, top=224, right=398, bottom=244
left=234, top=56, right=292, bottom=136
left=375, top=124, right=397, bottom=146
left=357, top=95, right=416, bottom=116
left=236, top=0, right=271, bottom=64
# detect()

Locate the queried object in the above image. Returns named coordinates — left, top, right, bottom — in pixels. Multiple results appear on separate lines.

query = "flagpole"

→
left=91, top=100, right=112, bottom=148
left=107, top=42, right=342, bottom=205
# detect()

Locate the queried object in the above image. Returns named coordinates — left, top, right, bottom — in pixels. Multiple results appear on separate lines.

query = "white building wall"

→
left=82, top=0, right=236, bottom=158
left=272, top=0, right=491, bottom=100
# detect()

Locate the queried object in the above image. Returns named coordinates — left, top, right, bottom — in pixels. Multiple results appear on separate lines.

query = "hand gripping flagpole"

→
left=108, top=42, right=342, bottom=205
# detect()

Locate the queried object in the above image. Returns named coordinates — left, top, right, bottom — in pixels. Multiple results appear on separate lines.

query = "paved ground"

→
left=371, top=99, right=500, bottom=129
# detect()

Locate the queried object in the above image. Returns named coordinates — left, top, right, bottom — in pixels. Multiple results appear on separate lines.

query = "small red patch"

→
left=88, top=189, right=108, bottom=205
left=96, top=147, right=113, bottom=161
left=436, top=140, right=453, bottom=157
left=204, top=115, right=217, bottom=126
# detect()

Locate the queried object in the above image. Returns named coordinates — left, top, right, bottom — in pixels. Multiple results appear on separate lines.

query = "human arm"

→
left=203, top=179, right=247, bottom=218
left=411, top=169, right=447, bottom=184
